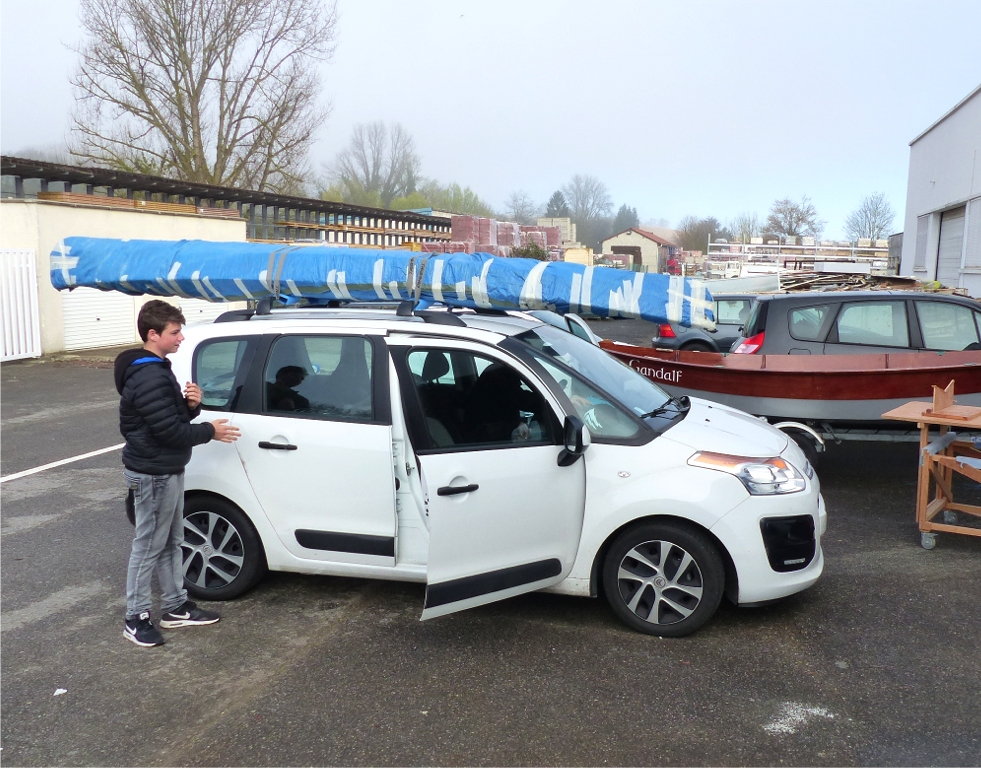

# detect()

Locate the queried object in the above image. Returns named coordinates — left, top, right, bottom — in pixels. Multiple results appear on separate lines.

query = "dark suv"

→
left=652, top=293, right=755, bottom=352
left=730, top=291, right=981, bottom=355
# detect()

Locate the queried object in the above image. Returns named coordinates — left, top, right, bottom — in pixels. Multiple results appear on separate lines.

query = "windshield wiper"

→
left=639, top=395, right=691, bottom=420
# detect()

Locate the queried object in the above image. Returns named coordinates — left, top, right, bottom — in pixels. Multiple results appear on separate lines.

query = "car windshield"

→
left=513, top=324, right=671, bottom=417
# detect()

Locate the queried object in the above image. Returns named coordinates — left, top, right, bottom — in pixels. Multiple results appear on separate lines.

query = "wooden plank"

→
left=920, top=520, right=981, bottom=538
left=934, top=454, right=981, bottom=483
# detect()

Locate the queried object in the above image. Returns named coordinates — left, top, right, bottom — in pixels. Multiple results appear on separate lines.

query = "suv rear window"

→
left=716, top=299, right=752, bottom=325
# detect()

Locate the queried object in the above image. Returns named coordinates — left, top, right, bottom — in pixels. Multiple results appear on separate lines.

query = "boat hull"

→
left=601, top=341, right=981, bottom=424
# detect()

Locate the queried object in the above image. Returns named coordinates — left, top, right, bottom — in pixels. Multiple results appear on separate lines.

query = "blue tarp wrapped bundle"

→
left=50, top=237, right=714, bottom=328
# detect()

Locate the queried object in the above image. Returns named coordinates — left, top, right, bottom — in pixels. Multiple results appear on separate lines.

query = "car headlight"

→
left=688, top=451, right=806, bottom=495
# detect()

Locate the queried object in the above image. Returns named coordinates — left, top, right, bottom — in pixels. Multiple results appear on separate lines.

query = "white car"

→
left=173, top=303, right=826, bottom=637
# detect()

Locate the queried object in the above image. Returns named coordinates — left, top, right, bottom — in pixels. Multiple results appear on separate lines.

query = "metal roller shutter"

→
left=62, top=288, right=138, bottom=350
left=936, top=207, right=966, bottom=288
left=964, top=197, right=981, bottom=269
left=179, top=299, right=245, bottom=326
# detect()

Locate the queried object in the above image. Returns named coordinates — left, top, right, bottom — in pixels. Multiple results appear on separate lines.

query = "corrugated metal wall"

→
left=1, top=249, right=42, bottom=361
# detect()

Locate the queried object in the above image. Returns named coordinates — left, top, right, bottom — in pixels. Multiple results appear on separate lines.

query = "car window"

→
left=567, top=318, right=594, bottom=342
left=407, top=349, right=553, bottom=450
left=194, top=338, right=253, bottom=410
left=789, top=304, right=832, bottom=341
left=263, top=335, right=373, bottom=421
left=916, top=301, right=981, bottom=350
left=835, top=301, right=909, bottom=348
left=530, top=353, right=641, bottom=439
left=716, top=299, right=751, bottom=325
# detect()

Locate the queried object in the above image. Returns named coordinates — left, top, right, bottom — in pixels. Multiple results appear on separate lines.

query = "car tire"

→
left=681, top=341, right=714, bottom=353
left=602, top=522, right=724, bottom=637
left=182, top=496, right=267, bottom=600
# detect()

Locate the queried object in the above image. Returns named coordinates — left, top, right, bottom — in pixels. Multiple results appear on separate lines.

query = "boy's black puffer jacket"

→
left=115, top=348, right=215, bottom=475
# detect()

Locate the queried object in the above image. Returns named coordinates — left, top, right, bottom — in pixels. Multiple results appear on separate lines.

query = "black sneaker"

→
left=124, top=612, right=165, bottom=647
left=159, top=601, right=220, bottom=628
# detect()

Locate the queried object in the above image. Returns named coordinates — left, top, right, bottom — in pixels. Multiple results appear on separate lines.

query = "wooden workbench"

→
left=882, top=392, right=981, bottom=549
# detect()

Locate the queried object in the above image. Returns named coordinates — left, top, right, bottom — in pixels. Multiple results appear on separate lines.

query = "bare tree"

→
left=502, top=190, right=541, bottom=224
left=70, top=0, right=337, bottom=192
left=765, top=196, right=825, bottom=238
left=561, top=174, right=613, bottom=224
left=730, top=212, right=762, bottom=242
left=328, top=121, right=420, bottom=208
left=561, top=174, right=613, bottom=249
left=844, top=192, right=895, bottom=242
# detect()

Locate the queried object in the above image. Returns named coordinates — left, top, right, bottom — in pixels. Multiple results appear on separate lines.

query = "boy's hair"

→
left=137, top=300, right=186, bottom=341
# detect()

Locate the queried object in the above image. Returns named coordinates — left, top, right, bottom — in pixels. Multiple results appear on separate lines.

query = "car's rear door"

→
left=233, top=331, right=398, bottom=566
left=390, top=338, right=587, bottom=619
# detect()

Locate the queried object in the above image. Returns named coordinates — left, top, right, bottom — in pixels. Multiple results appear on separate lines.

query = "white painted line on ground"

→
left=0, top=444, right=124, bottom=484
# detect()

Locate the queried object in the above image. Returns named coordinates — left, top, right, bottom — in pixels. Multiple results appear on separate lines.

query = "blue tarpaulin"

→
left=50, top=237, right=714, bottom=328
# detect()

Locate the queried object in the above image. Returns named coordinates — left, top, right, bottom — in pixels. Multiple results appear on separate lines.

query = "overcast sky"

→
left=2, top=0, right=980, bottom=239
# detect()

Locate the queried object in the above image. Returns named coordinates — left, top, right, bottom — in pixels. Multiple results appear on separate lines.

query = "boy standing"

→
left=114, top=300, right=240, bottom=647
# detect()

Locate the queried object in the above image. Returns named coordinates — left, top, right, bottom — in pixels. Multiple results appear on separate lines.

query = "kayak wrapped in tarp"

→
left=50, top=237, right=715, bottom=328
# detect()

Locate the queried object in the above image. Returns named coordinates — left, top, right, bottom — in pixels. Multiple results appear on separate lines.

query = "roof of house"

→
left=603, top=227, right=676, bottom=246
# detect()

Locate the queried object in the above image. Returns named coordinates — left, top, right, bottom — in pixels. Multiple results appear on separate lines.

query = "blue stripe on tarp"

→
left=50, top=237, right=715, bottom=328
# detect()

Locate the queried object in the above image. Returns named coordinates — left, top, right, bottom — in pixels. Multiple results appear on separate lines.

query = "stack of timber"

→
left=778, top=271, right=931, bottom=292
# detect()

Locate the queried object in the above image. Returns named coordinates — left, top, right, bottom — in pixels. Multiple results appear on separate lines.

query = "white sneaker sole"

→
left=159, top=617, right=220, bottom=628
left=124, top=629, right=164, bottom=647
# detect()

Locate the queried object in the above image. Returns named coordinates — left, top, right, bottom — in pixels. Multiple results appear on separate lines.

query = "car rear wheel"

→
left=182, top=497, right=267, bottom=600
left=681, top=341, right=714, bottom=353
left=602, top=522, right=724, bottom=637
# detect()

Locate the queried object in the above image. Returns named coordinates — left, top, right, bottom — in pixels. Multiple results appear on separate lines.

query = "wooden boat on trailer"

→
left=600, top=340, right=981, bottom=459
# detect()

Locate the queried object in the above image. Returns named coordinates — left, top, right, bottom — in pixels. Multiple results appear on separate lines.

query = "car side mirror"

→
left=558, top=415, right=590, bottom=467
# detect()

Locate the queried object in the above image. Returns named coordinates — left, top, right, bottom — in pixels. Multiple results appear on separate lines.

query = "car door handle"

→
left=437, top=483, right=479, bottom=496
left=258, top=441, right=297, bottom=451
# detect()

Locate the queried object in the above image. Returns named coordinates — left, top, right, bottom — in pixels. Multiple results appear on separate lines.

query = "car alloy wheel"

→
left=602, top=522, right=724, bottom=637
left=181, top=497, right=266, bottom=600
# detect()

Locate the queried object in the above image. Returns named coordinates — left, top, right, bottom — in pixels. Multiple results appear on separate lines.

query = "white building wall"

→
left=900, top=85, right=981, bottom=296
left=0, top=199, right=246, bottom=353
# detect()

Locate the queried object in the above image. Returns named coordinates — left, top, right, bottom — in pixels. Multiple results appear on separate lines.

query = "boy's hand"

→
left=185, top=381, right=202, bottom=408
left=210, top=419, right=241, bottom=443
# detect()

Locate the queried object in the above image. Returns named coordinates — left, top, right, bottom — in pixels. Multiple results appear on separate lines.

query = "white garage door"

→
left=179, top=298, right=242, bottom=326
left=62, top=288, right=138, bottom=350
left=936, top=206, right=966, bottom=288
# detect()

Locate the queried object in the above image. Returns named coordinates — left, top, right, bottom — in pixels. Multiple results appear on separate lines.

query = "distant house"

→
left=600, top=227, right=679, bottom=272
left=900, top=83, right=981, bottom=295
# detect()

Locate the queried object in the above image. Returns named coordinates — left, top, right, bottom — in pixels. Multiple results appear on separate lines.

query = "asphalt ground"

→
left=2, top=329, right=980, bottom=767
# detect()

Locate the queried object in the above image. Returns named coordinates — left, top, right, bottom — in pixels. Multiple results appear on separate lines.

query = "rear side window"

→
left=835, top=301, right=909, bottom=348
left=916, top=301, right=980, bottom=350
left=715, top=299, right=752, bottom=325
left=789, top=305, right=833, bottom=341
left=194, top=338, right=255, bottom=411
left=263, top=335, right=373, bottom=421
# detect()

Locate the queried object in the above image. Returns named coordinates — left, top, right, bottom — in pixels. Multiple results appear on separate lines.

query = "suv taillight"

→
left=656, top=324, right=676, bottom=339
left=733, top=331, right=765, bottom=354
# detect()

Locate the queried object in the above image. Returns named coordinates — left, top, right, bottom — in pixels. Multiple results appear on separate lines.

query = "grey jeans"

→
left=124, top=470, right=188, bottom=619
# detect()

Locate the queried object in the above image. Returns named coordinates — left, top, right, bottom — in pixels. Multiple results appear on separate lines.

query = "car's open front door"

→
left=396, top=342, right=587, bottom=620
left=419, top=445, right=586, bottom=618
